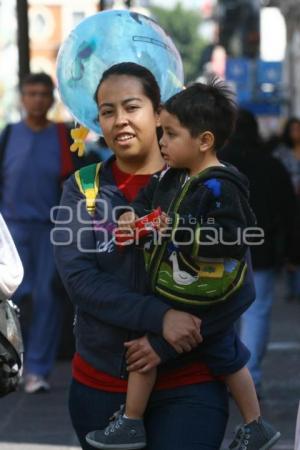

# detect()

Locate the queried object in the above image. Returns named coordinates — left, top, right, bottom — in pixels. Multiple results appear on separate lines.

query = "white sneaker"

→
left=24, top=374, right=50, bottom=394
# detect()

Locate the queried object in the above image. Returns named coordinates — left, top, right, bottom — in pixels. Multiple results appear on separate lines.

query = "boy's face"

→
left=159, top=110, right=202, bottom=170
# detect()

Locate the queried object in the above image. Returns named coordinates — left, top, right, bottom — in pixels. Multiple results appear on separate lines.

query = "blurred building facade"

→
left=0, top=1, right=19, bottom=127
left=29, top=1, right=99, bottom=79
left=1, top=0, right=300, bottom=128
left=277, top=0, right=300, bottom=117
left=196, top=0, right=300, bottom=136
left=0, top=0, right=152, bottom=128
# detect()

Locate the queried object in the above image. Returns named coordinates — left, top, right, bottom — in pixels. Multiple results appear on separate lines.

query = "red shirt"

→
left=73, top=160, right=217, bottom=392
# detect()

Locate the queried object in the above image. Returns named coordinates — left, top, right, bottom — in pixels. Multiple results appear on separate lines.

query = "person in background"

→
left=220, top=109, right=296, bottom=396
left=0, top=72, right=87, bottom=394
left=273, top=117, right=300, bottom=302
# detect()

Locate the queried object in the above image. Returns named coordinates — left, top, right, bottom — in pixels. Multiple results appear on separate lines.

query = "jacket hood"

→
left=194, top=163, right=256, bottom=227
left=196, top=163, right=250, bottom=199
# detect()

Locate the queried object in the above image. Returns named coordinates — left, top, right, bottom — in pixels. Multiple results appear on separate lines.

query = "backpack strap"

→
left=74, top=162, right=102, bottom=216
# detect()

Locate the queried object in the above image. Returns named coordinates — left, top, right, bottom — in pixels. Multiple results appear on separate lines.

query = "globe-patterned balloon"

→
left=56, top=10, right=184, bottom=134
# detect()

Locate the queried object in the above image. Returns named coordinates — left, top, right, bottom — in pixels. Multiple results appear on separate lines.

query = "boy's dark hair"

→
left=20, top=72, right=54, bottom=93
left=94, top=62, right=161, bottom=112
left=164, top=79, right=237, bottom=151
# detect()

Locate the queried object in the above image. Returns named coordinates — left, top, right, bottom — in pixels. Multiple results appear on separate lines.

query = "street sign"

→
left=257, top=61, right=282, bottom=85
left=226, top=58, right=253, bottom=102
left=225, top=58, right=283, bottom=116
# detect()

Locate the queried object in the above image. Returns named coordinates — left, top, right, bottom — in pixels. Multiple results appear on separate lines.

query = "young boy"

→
left=86, top=81, right=280, bottom=450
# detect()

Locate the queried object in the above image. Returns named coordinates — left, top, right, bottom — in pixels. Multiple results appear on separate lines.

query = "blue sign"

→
left=225, top=58, right=283, bottom=116
left=226, top=58, right=254, bottom=102
left=239, top=101, right=281, bottom=116
left=257, top=61, right=282, bottom=85
left=226, top=58, right=252, bottom=84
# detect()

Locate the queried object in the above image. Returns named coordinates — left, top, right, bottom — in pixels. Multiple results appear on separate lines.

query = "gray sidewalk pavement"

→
left=0, top=281, right=300, bottom=450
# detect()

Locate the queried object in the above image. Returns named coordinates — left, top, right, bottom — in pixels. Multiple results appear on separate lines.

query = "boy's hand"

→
left=118, top=211, right=137, bottom=230
left=162, top=309, right=203, bottom=353
left=124, top=336, right=161, bottom=373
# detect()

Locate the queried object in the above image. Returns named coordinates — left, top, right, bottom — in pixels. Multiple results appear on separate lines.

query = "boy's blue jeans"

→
left=240, top=269, right=276, bottom=387
left=69, top=378, right=228, bottom=450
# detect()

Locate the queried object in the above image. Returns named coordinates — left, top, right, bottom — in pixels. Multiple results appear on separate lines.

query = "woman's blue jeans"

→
left=69, top=378, right=228, bottom=450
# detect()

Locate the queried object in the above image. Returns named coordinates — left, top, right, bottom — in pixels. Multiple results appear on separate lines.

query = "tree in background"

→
left=150, top=3, right=207, bottom=82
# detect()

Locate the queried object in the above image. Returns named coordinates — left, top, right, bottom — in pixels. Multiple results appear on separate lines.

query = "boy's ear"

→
left=199, top=131, right=214, bottom=152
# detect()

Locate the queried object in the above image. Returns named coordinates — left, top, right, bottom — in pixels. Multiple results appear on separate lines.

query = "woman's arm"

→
left=54, top=176, right=170, bottom=334
left=54, top=176, right=202, bottom=351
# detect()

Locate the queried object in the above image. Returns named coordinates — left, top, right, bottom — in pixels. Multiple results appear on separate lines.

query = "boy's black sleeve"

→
left=131, top=173, right=161, bottom=217
left=168, top=180, right=257, bottom=260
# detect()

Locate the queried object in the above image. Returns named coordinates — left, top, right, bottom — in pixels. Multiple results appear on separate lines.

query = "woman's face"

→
left=97, top=75, right=160, bottom=162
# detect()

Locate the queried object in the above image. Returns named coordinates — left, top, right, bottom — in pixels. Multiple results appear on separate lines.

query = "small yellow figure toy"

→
left=70, top=125, right=89, bottom=157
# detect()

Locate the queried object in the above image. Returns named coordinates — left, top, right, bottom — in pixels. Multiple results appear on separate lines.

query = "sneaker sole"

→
left=85, top=436, right=146, bottom=450
left=259, top=432, right=281, bottom=450
left=24, top=385, right=50, bottom=394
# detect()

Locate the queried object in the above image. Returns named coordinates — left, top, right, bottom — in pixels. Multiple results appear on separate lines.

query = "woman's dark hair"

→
left=163, top=79, right=237, bottom=151
left=282, top=117, right=300, bottom=148
left=234, top=108, right=260, bottom=146
left=94, top=62, right=161, bottom=112
left=20, top=72, right=54, bottom=93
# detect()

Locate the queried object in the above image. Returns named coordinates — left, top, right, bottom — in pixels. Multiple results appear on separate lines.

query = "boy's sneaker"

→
left=86, top=406, right=146, bottom=449
left=228, top=417, right=281, bottom=450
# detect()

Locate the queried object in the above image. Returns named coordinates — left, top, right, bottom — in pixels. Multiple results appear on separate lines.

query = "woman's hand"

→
left=118, top=211, right=137, bottom=230
left=162, top=309, right=203, bottom=353
left=124, top=336, right=161, bottom=373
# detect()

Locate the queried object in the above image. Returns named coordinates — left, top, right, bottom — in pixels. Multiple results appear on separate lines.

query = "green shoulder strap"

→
left=74, top=162, right=102, bottom=216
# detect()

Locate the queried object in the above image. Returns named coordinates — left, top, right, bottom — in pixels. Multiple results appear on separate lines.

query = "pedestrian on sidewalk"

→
left=273, top=117, right=300, bottom=302
left=220, top=109, right=296, bottom=395
left=0, top=73, right=84, bottom=394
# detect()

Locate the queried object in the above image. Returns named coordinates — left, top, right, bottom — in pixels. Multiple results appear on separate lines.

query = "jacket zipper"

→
left=149, top=173, right=194, bottom=291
